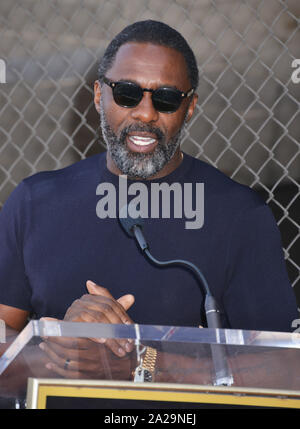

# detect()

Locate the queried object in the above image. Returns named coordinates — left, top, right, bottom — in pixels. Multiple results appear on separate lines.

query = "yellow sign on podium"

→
left=27, top=378, right=300, bottom=409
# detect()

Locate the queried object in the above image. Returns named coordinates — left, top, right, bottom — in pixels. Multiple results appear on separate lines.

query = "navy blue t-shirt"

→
left=0, top=152, right=297, bottom=331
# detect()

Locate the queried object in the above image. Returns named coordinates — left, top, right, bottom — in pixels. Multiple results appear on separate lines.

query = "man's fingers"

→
left=87, top=280, right=135, bottom=312
left=40, top=340, right=118, bottom=378
left=117, top=294, right=135, bottom=312
left=45, top=362, right=82, bottom=379
left=86, top=280, right=113, bottom=297
left=42, top=335, right=93, bottom=349
left=86, top=280, right=135, bottom=323
left=40, top=338, right=99, bottom=361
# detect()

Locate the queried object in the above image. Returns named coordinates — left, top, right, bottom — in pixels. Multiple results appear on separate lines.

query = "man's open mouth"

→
left=129, top=135, right=156, bottom=146
left=126, top=132, right=159, bottom=153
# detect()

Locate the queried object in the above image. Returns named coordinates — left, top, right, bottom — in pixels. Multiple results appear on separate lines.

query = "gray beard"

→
left=100, top=101, right=186, bottom=179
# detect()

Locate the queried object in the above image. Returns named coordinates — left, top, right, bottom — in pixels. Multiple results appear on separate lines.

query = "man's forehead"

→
left=106, top=42, right=191, bottom=88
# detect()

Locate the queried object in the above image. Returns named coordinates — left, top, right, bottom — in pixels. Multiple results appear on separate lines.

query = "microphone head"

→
left=118, top=205, right=144, bottom=237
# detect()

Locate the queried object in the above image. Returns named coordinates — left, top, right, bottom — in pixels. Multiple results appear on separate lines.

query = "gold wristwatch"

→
left=133, top=346, right=157, bottom=382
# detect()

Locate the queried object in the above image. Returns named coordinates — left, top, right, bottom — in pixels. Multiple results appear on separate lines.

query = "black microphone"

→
left=118, top=205, right=233, bottom=386
left=118, top=205, right=148, bottom=251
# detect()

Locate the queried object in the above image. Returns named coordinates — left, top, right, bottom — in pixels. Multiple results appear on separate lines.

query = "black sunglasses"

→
left=103, top=77, right=194, bottom=113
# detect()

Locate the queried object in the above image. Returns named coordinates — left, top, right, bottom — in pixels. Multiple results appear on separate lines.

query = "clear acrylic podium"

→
left=1, top=320, right=300, bottom=409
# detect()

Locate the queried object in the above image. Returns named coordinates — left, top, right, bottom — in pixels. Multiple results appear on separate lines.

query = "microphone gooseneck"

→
left=144, top=247, right=210, bottom=296
left=118, top=209, right=218, bottom=325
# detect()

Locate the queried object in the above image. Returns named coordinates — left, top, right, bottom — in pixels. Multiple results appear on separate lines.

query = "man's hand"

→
left=63, top=280, right=135, bottom=357
left=39, top=330, right=134, bottom=380
left=38, top=281, right=136, bottom=379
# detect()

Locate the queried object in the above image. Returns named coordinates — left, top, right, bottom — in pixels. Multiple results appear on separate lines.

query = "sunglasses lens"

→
left=113, top=83, right=142, bottom=108
left=109, top=80, right=185, bottom=113
left=153, top=88, right=182, bottom=113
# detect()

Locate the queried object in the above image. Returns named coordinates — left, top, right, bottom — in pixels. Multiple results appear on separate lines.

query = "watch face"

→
left=133, top=367, right=153, bottom=382
left=144, top=369, right=153, bottom=382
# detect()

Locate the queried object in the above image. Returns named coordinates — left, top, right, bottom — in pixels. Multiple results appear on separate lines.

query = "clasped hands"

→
left=39, top=280, right=136, bottom=379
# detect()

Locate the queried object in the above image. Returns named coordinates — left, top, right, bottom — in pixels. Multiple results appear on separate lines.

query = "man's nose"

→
left=130, top=92, right=159, bottom=123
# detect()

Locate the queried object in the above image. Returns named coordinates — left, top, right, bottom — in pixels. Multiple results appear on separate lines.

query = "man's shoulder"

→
left=22, top=153, right=105, bottom=194
left=6, top=153, right=105, bottom=209
left=25, top=153, right=103, bottom=184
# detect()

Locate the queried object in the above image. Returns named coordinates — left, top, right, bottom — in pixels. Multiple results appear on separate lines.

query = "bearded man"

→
left=0, top=21, right=297, bottom=378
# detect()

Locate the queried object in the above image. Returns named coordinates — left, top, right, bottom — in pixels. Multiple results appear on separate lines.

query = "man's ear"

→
left=186, top=93, right=198, bottom=123
left=94, top=80, right=101, bottom=113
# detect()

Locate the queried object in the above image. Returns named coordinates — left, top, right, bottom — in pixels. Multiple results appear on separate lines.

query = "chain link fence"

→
left=0, top=0, right=299, bottom=296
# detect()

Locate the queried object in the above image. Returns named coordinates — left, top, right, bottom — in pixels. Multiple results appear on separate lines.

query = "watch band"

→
left=142, top=346, right=157, bottom=381
left=133, top=346, right=157, bottom=382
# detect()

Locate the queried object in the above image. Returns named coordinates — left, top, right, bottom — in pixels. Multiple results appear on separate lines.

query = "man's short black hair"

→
left=98, top=20, right=199, bottom=89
